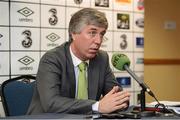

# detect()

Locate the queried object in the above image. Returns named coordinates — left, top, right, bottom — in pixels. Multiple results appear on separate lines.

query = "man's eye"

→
left=101, top=32, right=105, bottom=36
left=88, top=31, right=97, bottom=37
left=100, top=33, right=105, bottom=38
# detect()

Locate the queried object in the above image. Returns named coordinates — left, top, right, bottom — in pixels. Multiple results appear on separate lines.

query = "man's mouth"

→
left=89, top=48, right=98, bottom=53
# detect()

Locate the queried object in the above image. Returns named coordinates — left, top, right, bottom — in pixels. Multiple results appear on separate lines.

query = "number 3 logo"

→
left=22, top=30, right=32, bottom=48
left=49, top=8, right=58, bottom=26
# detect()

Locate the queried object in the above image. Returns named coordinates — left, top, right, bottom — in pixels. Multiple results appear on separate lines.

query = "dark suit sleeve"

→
left=101, top=52, right=123, bottom=95
left=36, top=52, right=96, bottom=114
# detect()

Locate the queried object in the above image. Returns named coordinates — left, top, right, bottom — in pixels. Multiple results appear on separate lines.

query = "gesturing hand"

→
left=98, top=86, right=130, bottom=113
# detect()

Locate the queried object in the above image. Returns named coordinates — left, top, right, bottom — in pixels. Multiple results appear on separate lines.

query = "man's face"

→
left=71, top=25, right=106, bottom=60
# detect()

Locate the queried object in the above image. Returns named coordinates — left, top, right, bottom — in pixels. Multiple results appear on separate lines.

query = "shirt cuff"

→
left=92, top=101, right=99, bottom=112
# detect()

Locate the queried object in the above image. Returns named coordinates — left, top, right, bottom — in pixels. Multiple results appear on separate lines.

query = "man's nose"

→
left=94, top=34, right=102, bottom=44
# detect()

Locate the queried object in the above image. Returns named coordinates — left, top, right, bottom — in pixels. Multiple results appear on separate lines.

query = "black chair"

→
left=0, top=75, right=36, bottom=116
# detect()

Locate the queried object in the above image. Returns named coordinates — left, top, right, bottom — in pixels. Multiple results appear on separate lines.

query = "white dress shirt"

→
left=69, top=46, right=99, bottom=112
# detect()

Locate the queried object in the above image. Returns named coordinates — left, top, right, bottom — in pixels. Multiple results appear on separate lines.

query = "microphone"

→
left=111, top=53, right=174, bottom=116
left=111, top=53, right=155, bottom=98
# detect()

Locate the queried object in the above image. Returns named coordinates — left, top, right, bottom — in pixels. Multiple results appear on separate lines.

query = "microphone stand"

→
left=140, top=88, right=146, bottom=112
left=139, top=88, right=156, bottom=117
left=124, top=65, right=156, bottom=117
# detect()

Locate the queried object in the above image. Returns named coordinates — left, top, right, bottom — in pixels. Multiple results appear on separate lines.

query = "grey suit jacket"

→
left=27, top=42, right=121, bottom=115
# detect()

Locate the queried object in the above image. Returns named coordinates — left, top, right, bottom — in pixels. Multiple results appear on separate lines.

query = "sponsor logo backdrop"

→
left=0, top=0, right=144, bottom=105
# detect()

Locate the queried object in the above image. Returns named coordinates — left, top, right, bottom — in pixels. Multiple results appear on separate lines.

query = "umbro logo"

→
left=46, top=33, right=60, bottom=42
left=18, top=56, right=34, bottom=65
left=17, top=7, right=34, bottom=17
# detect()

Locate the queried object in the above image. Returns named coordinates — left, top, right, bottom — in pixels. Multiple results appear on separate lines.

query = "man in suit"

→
left=27, top=8, right=130, bottom=115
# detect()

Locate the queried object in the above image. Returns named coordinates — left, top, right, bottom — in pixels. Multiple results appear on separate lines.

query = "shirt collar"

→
left=70, top=46, right=89, bottom=67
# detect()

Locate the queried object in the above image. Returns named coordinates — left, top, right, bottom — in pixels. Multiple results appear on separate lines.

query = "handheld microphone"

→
left=111, top=53, right=155, bottom=98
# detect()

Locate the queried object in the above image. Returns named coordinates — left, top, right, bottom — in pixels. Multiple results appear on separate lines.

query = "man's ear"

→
left=71, top=33, right=77, bottom=41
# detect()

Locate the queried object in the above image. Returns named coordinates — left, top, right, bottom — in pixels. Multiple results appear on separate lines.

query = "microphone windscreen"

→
left=111, top=53, right=130, bottom=71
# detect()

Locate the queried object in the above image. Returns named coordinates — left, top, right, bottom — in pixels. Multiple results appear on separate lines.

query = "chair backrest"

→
left=0, top=75, right=36, bottom=116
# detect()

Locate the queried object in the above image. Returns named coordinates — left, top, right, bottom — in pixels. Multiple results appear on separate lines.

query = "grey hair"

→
left=68, top=8, right=108, bottom=42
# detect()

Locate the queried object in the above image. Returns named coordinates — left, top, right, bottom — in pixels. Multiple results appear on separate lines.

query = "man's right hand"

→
left=98, top=86, right=130, bottom=113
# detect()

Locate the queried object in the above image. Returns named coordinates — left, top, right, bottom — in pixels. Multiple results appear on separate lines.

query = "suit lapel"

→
left=64, top=42, right=76, bottom=98
left=88, top=58, right=99, bottom=100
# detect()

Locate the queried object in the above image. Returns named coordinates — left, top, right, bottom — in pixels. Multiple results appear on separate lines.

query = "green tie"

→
left=77, top=62, right=88, bottom=99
